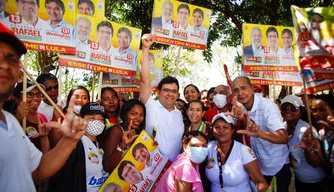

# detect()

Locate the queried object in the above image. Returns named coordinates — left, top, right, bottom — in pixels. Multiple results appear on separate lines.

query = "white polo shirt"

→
left=145, top=96, right=184, bottom=162
left=243, top=93, right=289, bottom=176
left=0, top=110, right=42, bottom=192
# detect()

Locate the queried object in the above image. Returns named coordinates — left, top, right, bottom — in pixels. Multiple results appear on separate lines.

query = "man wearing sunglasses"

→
left=37, top=73, right=59, bottom=122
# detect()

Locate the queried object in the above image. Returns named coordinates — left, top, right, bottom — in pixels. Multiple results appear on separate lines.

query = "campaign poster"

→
left=76, top=0, right=104, bottom=19
left=151, top=0, right=212, bottom=50
left=242, top=23, right=302, bottom=85
left=1, top=0, right=77, bottom=54
left=98, top=131, right=171, bottom=192
left=102, top=74, right=140, bottom=92
left=291, top=6, right=334, bottom=94
left=58, top=15, right=142, bottom=76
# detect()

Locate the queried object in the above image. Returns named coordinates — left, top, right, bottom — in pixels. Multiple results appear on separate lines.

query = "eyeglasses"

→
left=161, top=88, right=178, bottom=94
left=45, top=84, right=58, bottom=91
left=27, top=92, right=43, bottom=98
left=281, top=105, right=299, bottom=112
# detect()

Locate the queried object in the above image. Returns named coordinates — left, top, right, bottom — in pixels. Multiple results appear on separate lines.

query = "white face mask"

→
left=86, top=120, right=105, bottom=136
left=73, top=105, right=82, bottom=115
left=186, top=146, right=209, bottom=164
left=213, top=94, right=227, bottom=109
left=255, top=92, right=263, bottom=97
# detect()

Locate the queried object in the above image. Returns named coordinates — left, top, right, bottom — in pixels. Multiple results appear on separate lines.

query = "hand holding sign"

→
left=237, top=112, right=261, bottom=137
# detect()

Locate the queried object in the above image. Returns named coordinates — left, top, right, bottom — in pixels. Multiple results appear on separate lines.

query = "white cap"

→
left=281, top=95, right=304, bottom=107
left=212, top=113, right=235, bottom=125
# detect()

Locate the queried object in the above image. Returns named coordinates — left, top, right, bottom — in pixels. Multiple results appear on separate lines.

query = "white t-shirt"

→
left=243, top=93, right=289, bottom=176
left=82, top=135, right=109, bottom=192
left=205, top=140, right=256, bottom=192
left=287, top=119, right=325, bottom=183
left=145, top=96, right=184, bottom=162
left=0, top=110, right=42, bottom=192
left=37, top=101, right=54, bottom=122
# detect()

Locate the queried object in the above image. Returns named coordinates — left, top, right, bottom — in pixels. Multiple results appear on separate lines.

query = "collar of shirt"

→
left=118, top=46, right=131, bottom=55
left=76, top=37, right=89, bottom=45
left=157, top=99, right=178, bottom=112
left=162, top=17, right=172, bottom=25
left=0, top=120, right=8, bottom=130
left=284, top=47, right=293, bottom=54
left=194, top=25, right=203, bottom=32
left=48, top=19, right=66, bottom=29
left=242, top=93, right=260, bottom=113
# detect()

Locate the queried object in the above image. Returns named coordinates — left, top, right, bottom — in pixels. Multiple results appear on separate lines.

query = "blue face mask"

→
left=186, top=147, right=209, bottom=164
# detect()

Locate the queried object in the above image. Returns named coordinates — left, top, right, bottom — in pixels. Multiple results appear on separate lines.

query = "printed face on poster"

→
left=151, top=0, right=212, bottom=50
left=1, top=0, right=80, bottom=54
left=242, top=23, right=302, bottom=86
left=59, top=15, right=142, bottom=76
left=291, top=6, right=334, bottom=94
left=98, top=131, right=171, bottom=192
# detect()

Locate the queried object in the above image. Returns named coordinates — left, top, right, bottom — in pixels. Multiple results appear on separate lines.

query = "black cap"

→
left=80, top=102, right=107, bottom=118
left=0, top=22, right=27, bottom=56
left=14, top=80, right=45, bottom=97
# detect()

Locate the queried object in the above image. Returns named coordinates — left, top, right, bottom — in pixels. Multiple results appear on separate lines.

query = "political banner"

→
left=58, top=15, right=142, bottom=76
left=102, top=50, right=163, bottom=92
left=1, top=0, right=79, bottom=54
left=291, top=6, right=334, bottom=94
left=98, top=131, right=171, bottom=192
left=242, top=23, right=302, bottom=85
left=151, top=0, right=212, bottom=50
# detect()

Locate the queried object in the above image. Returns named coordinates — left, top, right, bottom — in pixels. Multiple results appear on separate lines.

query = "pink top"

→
left=155, top=153, right=204, bottom=192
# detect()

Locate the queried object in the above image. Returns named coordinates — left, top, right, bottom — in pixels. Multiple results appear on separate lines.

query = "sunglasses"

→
left=27, top=92, right=43, bottom=98
left=281, top=105, right=299, bottom=112
left=45, top=84, right=58, bottom=91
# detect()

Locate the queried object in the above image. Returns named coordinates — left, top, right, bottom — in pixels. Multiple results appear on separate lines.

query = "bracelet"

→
left=116, top=144, right=127, bottom=152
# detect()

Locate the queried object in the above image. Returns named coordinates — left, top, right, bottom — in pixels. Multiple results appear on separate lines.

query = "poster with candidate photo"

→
left=1, top=0, right=77, bottom=54
left=76, top=0, right=104, bottom=19
left=59, top=15, right=142, bottom=76
left=151, top=0, right=212, bottom=50
left=98, top=131, right=171, bottom=192
left=242, top=23, right=302, bottom=86
left=291, top=6, right=334, bottom=94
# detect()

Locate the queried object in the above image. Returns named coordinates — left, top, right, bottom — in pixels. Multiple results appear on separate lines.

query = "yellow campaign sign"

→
left=98, top=131, right=171, bottom=192
left=59, top=15, right=142, bottom=76
left=76, top=0, right=105, bottom=19
left=151, top=0, right=212, bottom=50
left=2, top=0, right=77, bottom=54
left=242, top=23, right=302, bottom=86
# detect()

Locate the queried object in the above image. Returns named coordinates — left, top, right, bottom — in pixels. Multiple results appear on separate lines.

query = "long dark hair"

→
left=120, top=99, right=146, bottom=134
left=63, top=86, right=90, bottom=113
left=183, top=84, right=201, bottom=100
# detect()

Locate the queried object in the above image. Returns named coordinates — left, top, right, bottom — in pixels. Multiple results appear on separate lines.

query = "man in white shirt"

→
left=95, top=21, right=116, bottom=54
left=232, top=76, right=290, bottom=192
left=244, top=26, right=264, bottom=56
left=0, top=0, right=8, bottom=19
left=0, top=22, right=87, bottom=192
left=263, top=27, right=285, bottom=55
left=175, top=3, right=192, bottom=32
left=140, top=34, right=184, bottom=162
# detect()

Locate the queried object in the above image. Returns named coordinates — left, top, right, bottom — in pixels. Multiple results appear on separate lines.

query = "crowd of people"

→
left=1, top=23, right=334, bottom=192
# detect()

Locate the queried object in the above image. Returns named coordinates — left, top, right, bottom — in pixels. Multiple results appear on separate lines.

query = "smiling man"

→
left=281, top=29, right=293, bottom=56
left=232, top=76, right=290, bottom=192
left=140, top=34, right=184, bottom=162
left=45, top=0, right=73, bottom=32
left=175, top=3, right=192, bottom=32
left=264, top=27, right=284, bottom=55
left=114, top=27, right=138, bottom=68
left=192, top=8, right=208, bottom=39
left=118, top=160, right=144, bottom=185
left=96, top=21, right=116, bottom=54
left=244, top=26, right=264, bottom=56
left=152, top=0, right=174, bottom=30
left=77, top=0, right=94, bottom=16
left=75, top=16, right=92, bottom=50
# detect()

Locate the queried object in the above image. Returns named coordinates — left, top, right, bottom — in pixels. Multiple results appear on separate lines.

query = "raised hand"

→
left=142, top=34, right=154, bottom=49
left=292, top=128, right=319, bottom=152
left=37, top=115, right=51, bottom=137
left=43, top=95, right=87, bottom=142
left=121, top=120, right=139, bottom=149
left=225, top=96, right=246, bottom=121
left=15, top=100, right=29, bottom=121
left=237, top=112, right=261, bottom=137
left=317, top=115, right=334, bottom=131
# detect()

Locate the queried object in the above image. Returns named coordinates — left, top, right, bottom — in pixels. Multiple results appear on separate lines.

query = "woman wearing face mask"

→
left=102, top=99, right=146, bottom=173
left=47, top=102, right=109, bottom=192
left=186, top=100, right=213, bottom=141
left=184, top=84, right=201, bottom=104
left=206, top=113, right=267, bottom=192
left=280, top=95, right=326, bottom=191
left=155, top=131, right=209, bottom=192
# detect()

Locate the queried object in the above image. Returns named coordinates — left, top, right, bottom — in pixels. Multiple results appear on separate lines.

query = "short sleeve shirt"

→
left=0, top=110, right=42, bottom=192
left=205, top=141, right=256, bottom=192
